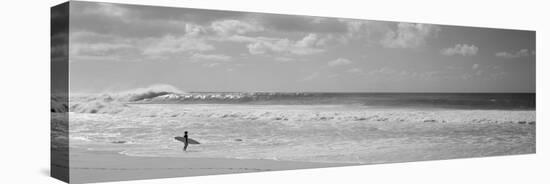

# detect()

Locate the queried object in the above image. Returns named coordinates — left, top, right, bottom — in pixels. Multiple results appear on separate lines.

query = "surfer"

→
left=174, top=133, right=199, bottom=152
left=183, top=131, right=189, bottom=151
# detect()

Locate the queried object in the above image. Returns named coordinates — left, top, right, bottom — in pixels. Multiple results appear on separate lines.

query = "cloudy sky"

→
left=66, top=1, right=535, bottom=93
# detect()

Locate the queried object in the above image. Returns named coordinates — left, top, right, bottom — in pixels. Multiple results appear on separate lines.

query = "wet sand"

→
left=69, top=149, right=348, bottom=183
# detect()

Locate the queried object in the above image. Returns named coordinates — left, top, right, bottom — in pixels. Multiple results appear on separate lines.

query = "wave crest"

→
left=70, top=84, right=184, bottom=114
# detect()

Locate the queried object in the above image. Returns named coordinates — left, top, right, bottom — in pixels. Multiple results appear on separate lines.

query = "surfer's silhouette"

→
left=174, top=131, right=199, bottom=152
left=183, top=131, right=189, bottom=151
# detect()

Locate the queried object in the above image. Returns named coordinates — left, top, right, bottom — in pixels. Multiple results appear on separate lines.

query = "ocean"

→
left=63, top=90, right=536, bottom=164
left=129, top=92, right=535, bottom=110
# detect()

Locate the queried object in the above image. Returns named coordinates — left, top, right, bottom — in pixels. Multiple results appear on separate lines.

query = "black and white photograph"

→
left=47, top=1, right=540, bottom=183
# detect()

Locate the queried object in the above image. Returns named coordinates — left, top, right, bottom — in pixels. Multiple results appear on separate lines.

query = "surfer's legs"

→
left=184, top=143, right=188, bottom=151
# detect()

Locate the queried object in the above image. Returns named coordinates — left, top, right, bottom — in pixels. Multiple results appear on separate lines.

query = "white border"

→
left=0, top=0, right=546, bottom=183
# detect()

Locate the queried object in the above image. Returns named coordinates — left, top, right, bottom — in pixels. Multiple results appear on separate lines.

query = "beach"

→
left=69, top=148, right=345, bottom=183
left=60, top=92, right=536, bottom=183
left=68, top=105, right=535, bottom=183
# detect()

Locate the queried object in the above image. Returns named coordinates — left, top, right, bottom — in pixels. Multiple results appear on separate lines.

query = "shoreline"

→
left=65, top=102, right=536, bottom=183
left=69, top=148, right=350, bottom=183
left=69, top=145, right=535, bottom=184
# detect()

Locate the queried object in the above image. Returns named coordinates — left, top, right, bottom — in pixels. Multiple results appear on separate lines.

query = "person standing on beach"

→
left=183, top=131, right=189, bottom=151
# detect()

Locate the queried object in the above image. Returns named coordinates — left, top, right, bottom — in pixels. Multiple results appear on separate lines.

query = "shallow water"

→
left=68, top=104, right=535, bottom=164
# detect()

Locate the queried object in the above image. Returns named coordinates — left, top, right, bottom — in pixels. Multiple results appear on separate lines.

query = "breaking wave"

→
left=69, top=84, right=184, bottom=114
left=66, top=84, right=535, bottom=115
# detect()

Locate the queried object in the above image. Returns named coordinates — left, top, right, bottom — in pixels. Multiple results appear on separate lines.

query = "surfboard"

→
left=174, top=136, right=200, bottom=144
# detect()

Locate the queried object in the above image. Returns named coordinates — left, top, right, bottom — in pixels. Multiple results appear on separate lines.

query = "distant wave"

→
left=132, top=92, right=318, bottom=104
left=68, top=92, right=315, bottom=114
left=68, top=84, right=323, bottom=114
left=69, top=97, right=129, bottom=114
left=69, top=84, right=184, bottom=114
left=128, top=91, right=173, bottom=102
left=67, top=85, right=535, bottom=115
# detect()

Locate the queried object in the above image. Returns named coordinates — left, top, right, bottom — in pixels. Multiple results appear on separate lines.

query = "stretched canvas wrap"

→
left=51, top=1, right=536, bottom=183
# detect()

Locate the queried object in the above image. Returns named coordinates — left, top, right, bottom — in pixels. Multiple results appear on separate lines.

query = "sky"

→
left=64, top=1, right=536, bottom=93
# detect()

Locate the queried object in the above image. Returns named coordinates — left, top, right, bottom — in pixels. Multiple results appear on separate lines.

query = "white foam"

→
left=68, top=103, right=535, bottom=164
left=69, top=136, right=91, bottom=142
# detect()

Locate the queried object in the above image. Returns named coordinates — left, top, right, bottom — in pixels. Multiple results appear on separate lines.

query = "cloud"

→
left=69, top=43, right=142, bottom=62
left=475, top=69, right=483, bottom=76
left=71, top=2, right=189, bottom=38
left=190, top=53, right=232, bottom=62
left=185, top=24, right=208, bottom=37
left=381, top=23, right=441, bottom=48
left=366, top=67, right=453, bottom=81
left=215, top=35, right=259, bottom=43
left=328, top=58, right=353, bottom=67
left=71, top=1, right=249, bottom=38
left=274, top=57, right=296, bottom=62
left=69, top=31, right=144, bottom=61
left=441, top=44, right=479, bottom=56
left=345, top=20, right=368, bottom=35
left=143, top=35, right=215, bottom=57
left=71, top=43, right=135, bottom=56
left=211, top=19, right=264, bottom=35
left=260, top=14, right=348, bottom=34
left=246, top=38, right=286, bottom=54
left=342, top=19, right=378, bottom=39
left=369, top=67, right=406, bottom=76
left=203, top=63, right=221, bottom=67
left=70, top=31, right=217, bottom=62
left=346, top=68, right=363, bottom=73
left=92, top=3, right=129, bottom=17
left=190, top=53, right=232, bottom=67
left=300, top=72, right=321, bottom=81
left=68, top=2, right=457, bottom=65
left=295, top=33, right=320, bottom=48
left=247, top=33, right=325, bottom=55
left=472, top=64, right=479, bottom=70
left=495, top=49, right=534, bottom=59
